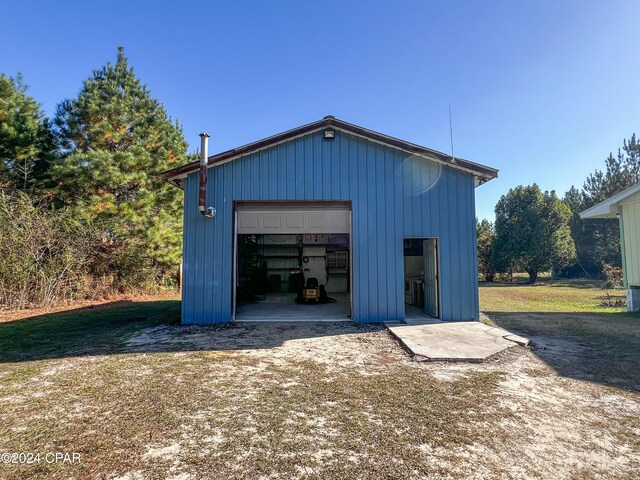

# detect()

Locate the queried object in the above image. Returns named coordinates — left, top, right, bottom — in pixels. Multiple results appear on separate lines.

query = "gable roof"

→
left=580, top=182, right=640, bottom=219
left=162, top=116, right=499, bottom=187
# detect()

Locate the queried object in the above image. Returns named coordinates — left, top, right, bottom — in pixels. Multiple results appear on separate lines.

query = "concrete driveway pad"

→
left=386, top=321, right=530, bottom=362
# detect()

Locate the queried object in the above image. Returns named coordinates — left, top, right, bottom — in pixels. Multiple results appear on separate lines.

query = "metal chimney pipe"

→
left=198, top=132, right=215, bottom=218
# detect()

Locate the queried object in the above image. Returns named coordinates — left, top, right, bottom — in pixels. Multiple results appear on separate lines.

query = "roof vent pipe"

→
left=198, top=132, right=215, bottom=218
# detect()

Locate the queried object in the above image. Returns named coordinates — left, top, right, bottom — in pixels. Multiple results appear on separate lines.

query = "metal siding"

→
left=470, top=174, right=480, bottom=319
left=201, top=170, right=212, bottom=323
left=181, top=178, right=193, bottom=324
left=439, top=172, right=457, bottom=318
left=383, top=150, right=394, bottom=319
left=447, top=173, right=459, bottom=320
left=367, top=143, right=379, bottom=318
left=180, top=130, right=479, bottom=323
left=222, top=166, right=233, bottom=320
left=622, top=201, right=640, bottom=286
left=620, top=210, right=629, bottom=288
left=392, top=150, right=404, bottom=319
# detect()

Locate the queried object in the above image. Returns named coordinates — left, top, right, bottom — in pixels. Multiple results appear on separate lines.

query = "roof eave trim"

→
left=579, top=208, right=617, bottom=219
left=580, top=182, right=640, bottom=219
left=162, top=117, right=499, bottom=184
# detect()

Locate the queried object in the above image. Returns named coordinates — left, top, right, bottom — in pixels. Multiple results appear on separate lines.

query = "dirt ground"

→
left=1, top=319, right=638, bottom=479
left=0, top=292, right=179, bottom=323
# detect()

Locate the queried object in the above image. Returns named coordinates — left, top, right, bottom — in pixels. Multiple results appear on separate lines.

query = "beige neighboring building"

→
left=581, top=183, right=640, bottom=311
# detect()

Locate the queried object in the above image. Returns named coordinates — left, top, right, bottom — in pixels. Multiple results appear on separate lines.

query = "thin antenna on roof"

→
left=448, top=103, right=455, bottom=163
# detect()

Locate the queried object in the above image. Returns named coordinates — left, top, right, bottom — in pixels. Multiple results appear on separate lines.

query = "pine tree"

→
left=52, top=47, right=187, bottom=282
left=0, top=73, right=56, bottom=192
left=563, top=133, right=640, bottom=275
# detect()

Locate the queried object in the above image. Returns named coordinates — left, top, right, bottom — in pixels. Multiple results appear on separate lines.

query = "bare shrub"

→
left=0, top=192, right=177, bottom=311
left=599, top=263, right=626, bottom=308
left=601, top=263, right=623, bottom=289
left=0, top=192, right=98, bottom=309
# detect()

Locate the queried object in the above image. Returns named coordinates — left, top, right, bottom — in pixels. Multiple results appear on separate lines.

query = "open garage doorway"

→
left=403, top=238, right=440, bottom=320
left=233, top=202, right=352, bottom=321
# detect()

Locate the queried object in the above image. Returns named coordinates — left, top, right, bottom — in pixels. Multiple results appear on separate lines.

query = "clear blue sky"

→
left=2, top=1, right=639, bottom=220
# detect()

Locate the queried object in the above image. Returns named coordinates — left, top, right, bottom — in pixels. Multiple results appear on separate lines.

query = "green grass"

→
left=0, top=300, right=180, bottom=363
left=480, top=277, right=640, bottom=391
left=480, top=277, right=628, bottom=313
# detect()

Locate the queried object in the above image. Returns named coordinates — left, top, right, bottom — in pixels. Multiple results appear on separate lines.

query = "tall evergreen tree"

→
left=492, top=184, right=576, bottom=283
left=563, top=134, right=640, bottom=275
left=0, top=74, right=57, bottom=192
left=52, top=47, right=187, bottom=281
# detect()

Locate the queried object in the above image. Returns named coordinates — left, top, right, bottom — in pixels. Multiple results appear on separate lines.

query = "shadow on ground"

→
left=486, top=311, right=640, bottom=392
left=4, top=299, right=639, bottom=393
left=0, top=300, right=385, bottom=364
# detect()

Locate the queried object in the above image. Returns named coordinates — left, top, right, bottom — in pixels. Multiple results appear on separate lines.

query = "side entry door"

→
left=423, top=239, right=439, bottom=318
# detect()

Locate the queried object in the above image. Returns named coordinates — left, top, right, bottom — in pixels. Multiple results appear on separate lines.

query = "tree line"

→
left=2, top=47, right=636, bottom=307
left=0, top=47, right=187, bottom=309
left=478, top=135, right=640, bottom=283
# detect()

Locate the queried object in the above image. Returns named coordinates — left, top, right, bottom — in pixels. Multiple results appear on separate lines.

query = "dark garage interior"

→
left=235, top=233, right=351, bottom=321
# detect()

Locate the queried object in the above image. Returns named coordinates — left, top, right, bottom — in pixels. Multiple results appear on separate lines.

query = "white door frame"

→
left=403, top=236, right=441, bottom=320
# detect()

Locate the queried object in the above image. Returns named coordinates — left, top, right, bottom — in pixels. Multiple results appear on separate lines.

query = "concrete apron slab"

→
left=385, top=321, right=530, bottom=362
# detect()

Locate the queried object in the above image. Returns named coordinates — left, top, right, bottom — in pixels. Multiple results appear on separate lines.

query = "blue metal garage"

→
left=163, top=116, right=497, bottom=324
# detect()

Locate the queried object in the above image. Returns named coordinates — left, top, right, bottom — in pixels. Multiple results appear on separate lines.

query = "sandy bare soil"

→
left=128, top=321, right=640, bottom=479
left=1, top=319, right=638, bottom=479
left=0, top=316, right=640, bottom=480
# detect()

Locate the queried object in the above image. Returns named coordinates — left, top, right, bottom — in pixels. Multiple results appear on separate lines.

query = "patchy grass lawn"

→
left=0, top=292, right=181, bottom=324
left=480, top=278, right=627, bottom=313
left=0, top=283, right=639, bottom=479
left=0, top=299, right=181, bottom=362
left=480, top=278, right=640, bottom=391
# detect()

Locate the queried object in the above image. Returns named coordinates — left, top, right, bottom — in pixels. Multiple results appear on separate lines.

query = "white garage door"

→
left=236, top=202, right=351, bottom=234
